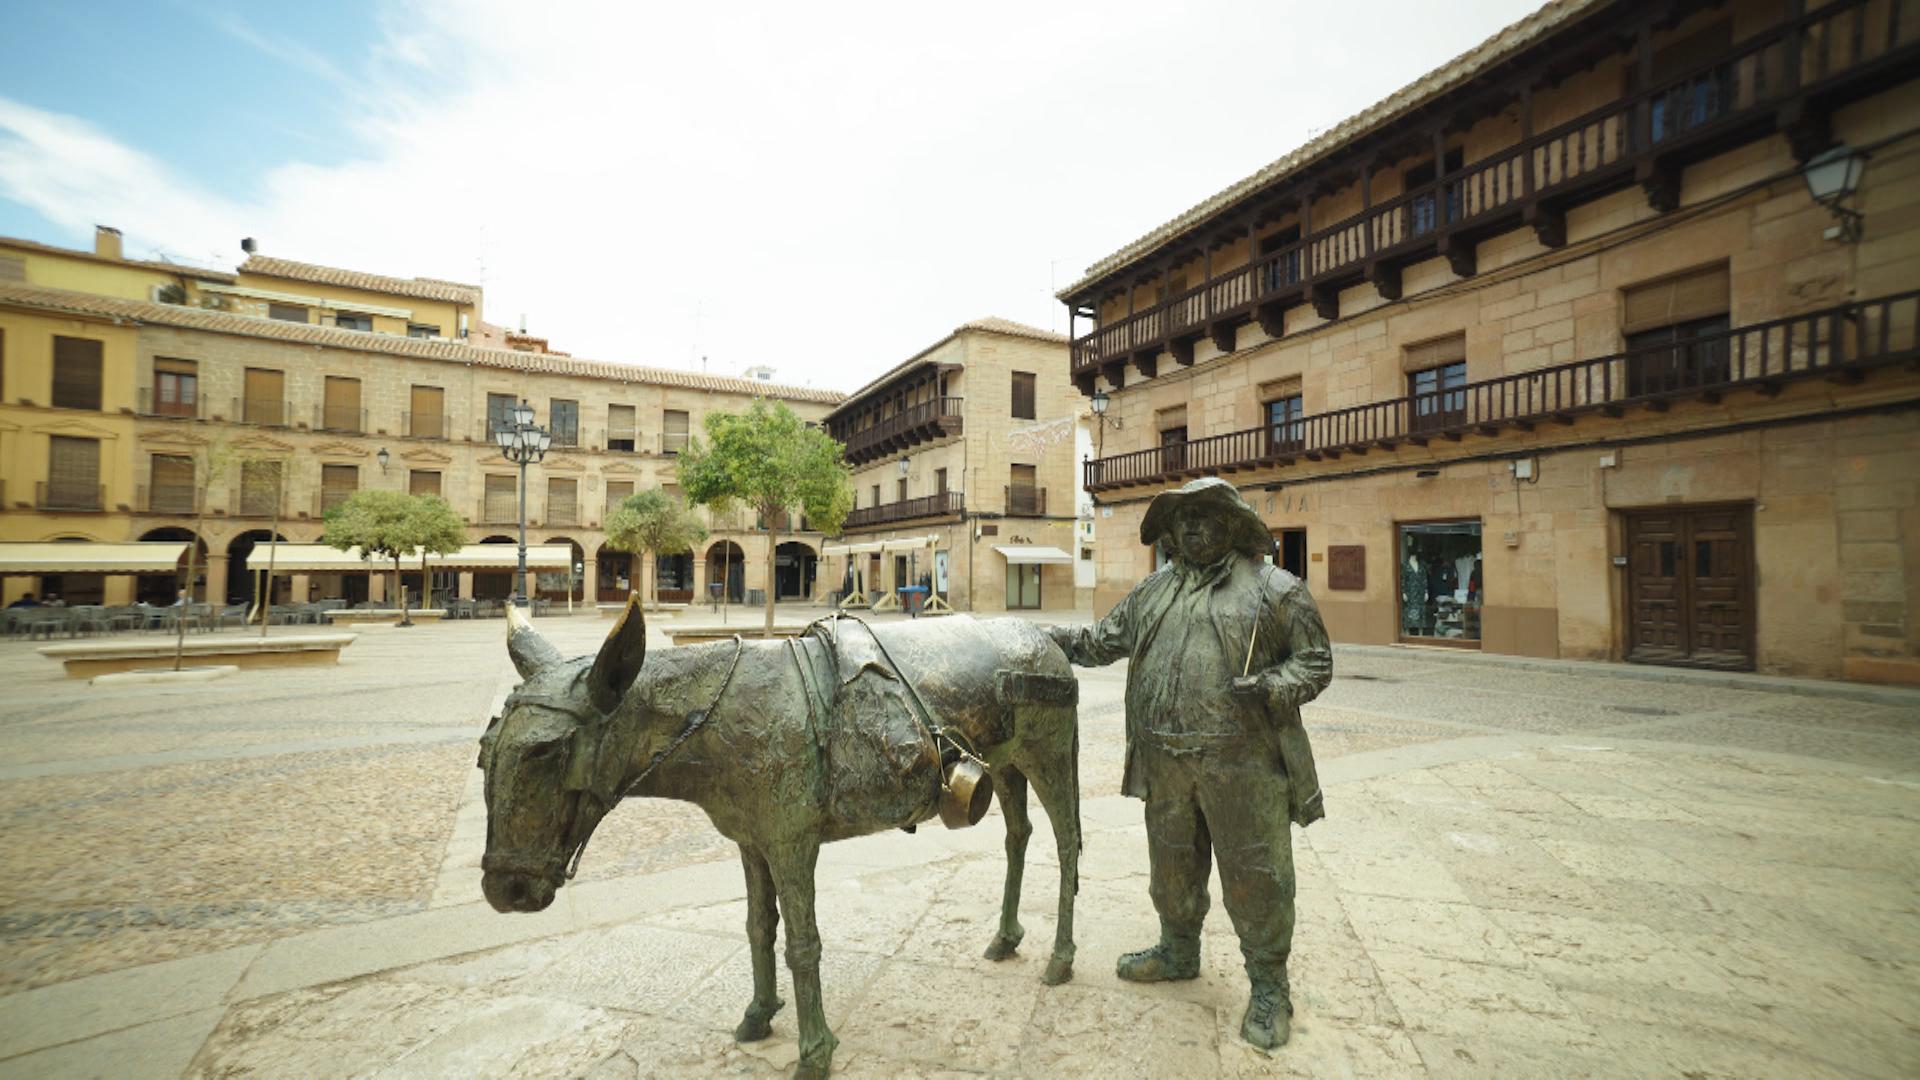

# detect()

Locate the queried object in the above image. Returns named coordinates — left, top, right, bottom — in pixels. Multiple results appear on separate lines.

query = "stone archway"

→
left=474, top=535, right=516, bottom=600
left=136, top=527, right=208, bottom=604
left=774, top=540, right=819, bottom=601
left=225, top=529, right=289, bottom=606
left=705, top=540, right=746, bottom=604
left=540, top=537, right=586, bottom=603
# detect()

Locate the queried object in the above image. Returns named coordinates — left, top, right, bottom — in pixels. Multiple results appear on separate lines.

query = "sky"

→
left=0, top=0, right=1546, bottom=392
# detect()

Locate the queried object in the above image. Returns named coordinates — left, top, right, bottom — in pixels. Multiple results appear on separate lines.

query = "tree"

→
left=678, top=400, right=852, bottom=637
left=604, top=488, right=708, bottom=610
left=170, top=437, right=243, bottom=670
left=321, top=491, right=466, bottom=626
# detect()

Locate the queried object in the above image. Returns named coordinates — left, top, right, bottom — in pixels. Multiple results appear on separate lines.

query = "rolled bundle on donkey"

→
left=477, top=598, right=1081, bottom=1079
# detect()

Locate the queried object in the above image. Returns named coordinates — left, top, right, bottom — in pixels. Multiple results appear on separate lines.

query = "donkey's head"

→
left=477, top=599, right=647, bottom=913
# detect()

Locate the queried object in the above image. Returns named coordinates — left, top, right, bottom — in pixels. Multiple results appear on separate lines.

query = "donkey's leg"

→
left=1022, top=714, right=1082, bottom=986
left=767, top=839, right=836, bottom=1080
left=984, top=766, right=1031, bottom=961
left=736, top=844, right=784, bottom=1042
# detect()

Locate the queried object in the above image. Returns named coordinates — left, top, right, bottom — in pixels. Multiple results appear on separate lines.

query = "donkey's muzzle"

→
left=482, top=870, right=557, bottom=913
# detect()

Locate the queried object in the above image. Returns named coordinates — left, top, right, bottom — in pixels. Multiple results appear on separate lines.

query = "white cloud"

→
left=0, top=0, right=1546, bottom=389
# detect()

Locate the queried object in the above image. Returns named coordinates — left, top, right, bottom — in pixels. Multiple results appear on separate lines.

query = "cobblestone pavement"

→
left=0, top=609, right=1915, bottom=1078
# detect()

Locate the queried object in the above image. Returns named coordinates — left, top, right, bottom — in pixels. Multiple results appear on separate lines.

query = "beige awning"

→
left=881, top=535, right=940, bottom=552
left=0, top=542, right=190, bottom=574
left=256, top=543, right=574, bottom=573
left=995, top=544, right=1074, bottom=565
left=823, top=541, right=885, bottom=556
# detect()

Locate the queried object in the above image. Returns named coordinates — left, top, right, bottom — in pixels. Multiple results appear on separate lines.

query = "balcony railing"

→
left=606, top=426, right=639, bottom=452
left=1085, top=291, right=1920, bottom=490
left=546, top=504, right=581, bottom=527
left=318, top=489, right=355, bottom=516
left=136, top=387, right=202, bottom=419
left=477, top=497, right=520, bottom=525
left=231, top=482, right=287, bottom=518
left=1005, top=486, right=1047, bottom=516
left=404, top=411, right=449, bottom=439
left=316, top=405, right=366, bottom=433
left=837, top=396, right=964, bottom=466
left=1071, top=0, right=1920, bottom=378
left=662, top=431, right=691, bottom=455
left=844, top=491, right=965, bottom=529
left=137, top=483, right=198, bottom=515
left=239, top=397, right=291, bottom=427
left=37, top=482, right=105, bottom=512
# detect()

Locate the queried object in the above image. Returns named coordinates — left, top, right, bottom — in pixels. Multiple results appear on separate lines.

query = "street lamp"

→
left=1088, top=387, right=1122, bottom=454
left=495, top=400, right=551, bottom=607
left=1803, top=143, right=1867, bottom=242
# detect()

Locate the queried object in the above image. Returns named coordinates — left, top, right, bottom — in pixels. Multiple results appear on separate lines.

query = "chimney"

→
left=94, top=226, right=123, bottom=261
left=241, top=237, right=257, bottom=255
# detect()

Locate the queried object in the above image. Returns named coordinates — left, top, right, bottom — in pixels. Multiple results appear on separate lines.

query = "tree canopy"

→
left=321, top=491, right=466, bottom=617
left=604, top=488, right=708, bottom=605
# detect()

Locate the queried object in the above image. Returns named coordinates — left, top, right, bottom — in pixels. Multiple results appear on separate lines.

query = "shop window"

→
left=1622, top=264, right=1731, bottom=396
left=551, top=399, right=580, bottom=446
left=1398, top=521, right=1482, bottom=643
left=1006, top=563, right=1042, bottom=609
left=52, top=336, right=103, bottom=410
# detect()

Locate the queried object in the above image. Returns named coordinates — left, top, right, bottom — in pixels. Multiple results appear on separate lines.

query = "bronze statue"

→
left=478, top=601, right=1081, bottom=1080
left=1050, top=477, right=1331, bottom=1050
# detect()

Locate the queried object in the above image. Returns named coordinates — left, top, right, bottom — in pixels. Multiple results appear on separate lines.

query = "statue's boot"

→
left=1240, top=964, right=1293, bottom=1050
left=1115, top=933, right=1200, bottom=983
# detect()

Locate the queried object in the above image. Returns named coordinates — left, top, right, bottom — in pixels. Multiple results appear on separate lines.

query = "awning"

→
left=255, top=543, right=574, bottom=573
left=995, top=544, right=1074, bottom=565
left=822, top=541, right=884, bottom=556
left=881, top=535, right=940, bottom=552
left=0, top=542, right=190, bottom=574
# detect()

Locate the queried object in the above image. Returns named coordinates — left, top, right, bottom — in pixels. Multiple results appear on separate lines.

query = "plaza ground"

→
left=0, top=607, right=1914, bottom=1078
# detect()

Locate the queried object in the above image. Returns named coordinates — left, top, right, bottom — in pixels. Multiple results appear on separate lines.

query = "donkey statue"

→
left=478, top=599, right=1082, bottom=1080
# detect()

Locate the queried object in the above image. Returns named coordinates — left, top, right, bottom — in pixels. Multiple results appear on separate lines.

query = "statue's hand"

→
left=1230, top=675, right=1264, bottom=698
left=1045, top=624, right=1079, bottom=655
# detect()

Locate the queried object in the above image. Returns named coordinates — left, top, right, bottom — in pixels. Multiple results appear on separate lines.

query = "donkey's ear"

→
left=587, top=594, right=647, bottom=712
left=506, top=604, right=564, bottom=680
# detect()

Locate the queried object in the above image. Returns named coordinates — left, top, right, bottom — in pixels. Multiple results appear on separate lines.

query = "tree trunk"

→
left=174, top=530, right=200, bottom=672
left=641, top=547, right=652, bottom=610
left=763, top=511, right=778, bottom=639
left=396, top=555, right=411, bottom=626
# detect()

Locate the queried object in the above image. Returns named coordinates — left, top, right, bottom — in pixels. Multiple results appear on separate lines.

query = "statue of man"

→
left=1049, top=477, right=1331, bottom=1049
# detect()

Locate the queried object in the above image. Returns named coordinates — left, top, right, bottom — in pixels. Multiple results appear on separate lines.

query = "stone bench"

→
left=600, top=602, right=688, bottom=619
left=323, top=609, right=446, bottom=625
left=39, top=634, right=358, bottom=678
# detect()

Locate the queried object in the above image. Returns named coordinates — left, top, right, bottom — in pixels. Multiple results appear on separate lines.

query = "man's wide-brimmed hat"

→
left=1139, top=477, right=1273, bottom=558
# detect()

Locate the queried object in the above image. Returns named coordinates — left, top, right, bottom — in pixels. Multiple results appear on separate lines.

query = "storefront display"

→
left=1398, top=521, right=1482, bottom=643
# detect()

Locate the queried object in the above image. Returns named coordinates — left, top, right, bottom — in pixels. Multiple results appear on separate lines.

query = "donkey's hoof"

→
left=1043, top=955, right=1075, bottom=985
left=792, top=1065, right=829, bottom=1080
left=734, top=999, right=783, bottom=1043
left=983, top=928, right=1025, bottom=961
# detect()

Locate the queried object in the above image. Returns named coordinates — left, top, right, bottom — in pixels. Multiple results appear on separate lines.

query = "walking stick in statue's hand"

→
left=1233, top=620, right=1261, bottom=697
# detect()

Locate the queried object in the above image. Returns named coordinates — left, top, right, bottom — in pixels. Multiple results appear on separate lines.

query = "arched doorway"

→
left=226, top=529, right=290, bottom=607
left=135, top=528, right=208, bottom=604
left=705, top=541, right=745, bottom=604
left=475, top=536, right=515, bottom=600
left=774, top=541, right=817, bottom=601
left=539, top=537, right=585, bottom=603
left=655, top=553, right=693, bottom=604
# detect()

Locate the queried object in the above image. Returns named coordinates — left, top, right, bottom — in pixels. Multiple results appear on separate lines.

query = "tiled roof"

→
left=238, top=256, right=484, bottom=305
left=1060, top=0, right=1606, bottom=299
left=0, top=282, right=844, bottom=404
left=0, top=235, right=237, bottom=283
left=825, top=316, right=1069, bottom=420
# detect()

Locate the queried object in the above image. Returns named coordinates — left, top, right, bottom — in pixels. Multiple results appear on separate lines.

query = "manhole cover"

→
left=1609, top=705, right=1677, bottom=717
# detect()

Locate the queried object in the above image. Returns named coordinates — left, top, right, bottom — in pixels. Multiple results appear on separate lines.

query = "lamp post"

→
left=494, top=400, right=551, bottom=608
left=1803, top=143, right=1868, bottom=242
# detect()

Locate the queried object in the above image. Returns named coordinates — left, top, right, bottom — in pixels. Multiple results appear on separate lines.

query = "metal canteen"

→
left=938, top=757, right=994, bottom=828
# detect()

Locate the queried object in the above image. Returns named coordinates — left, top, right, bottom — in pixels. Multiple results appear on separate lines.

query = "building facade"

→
left=821, top=318, right=1091, bottom=613
left=1060, top=0, right=1920, bottom=683
left=0, top=233, right=842, bottom=609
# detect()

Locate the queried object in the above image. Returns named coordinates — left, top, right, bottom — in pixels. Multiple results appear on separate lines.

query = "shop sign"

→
left=1327, top=545, right=1366, bottom=591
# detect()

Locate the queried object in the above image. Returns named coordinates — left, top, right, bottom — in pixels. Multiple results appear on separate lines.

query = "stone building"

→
left=821, top=318, right=1092, bottom=613
left=1059, top=0, right=1920, bottom=683
left=0, top=231, right=842, bottom=609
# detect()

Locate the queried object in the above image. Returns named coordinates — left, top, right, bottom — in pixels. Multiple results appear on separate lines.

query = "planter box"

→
left=40, top=634, right=358, bottom=678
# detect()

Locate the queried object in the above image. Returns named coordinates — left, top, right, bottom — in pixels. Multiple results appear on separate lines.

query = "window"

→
left=1405, top=333, right=1467, bottom=433
left=52, top=336, right=103, bottom=410
left=244, top=368, right=286, bottom=425
left=409, top=385, right=445, bottom=438
left=1647, top=20, right=1734, bottom=143
left=934, top=468, right=948, bottom=496
left=239, top=460, right=282, bottom=516
left=605, top=480, right=634, bottom=519
left=897, top=477, right=909, bottom=502
left=1011, top=372, right=1037, bottom=420
left=320, top=464, right=357, bottom=512
left=1398, top=521, right=1482, bottom=643
left=152, top=358, right=198, bottom=418
left=663, top=409, right=690, bottom=453
left=1622, top=264, right=1732, bottom=396
left=1008, top=464, right=1041, bottom=515
left=332, top=312, right=372, bottom=332
left=45, top=436, right=102, bottom=509
left=607, top=405, right=636, bottom=451
left=150, top=454, right=196, bottom=514
left=267, top=303, right=307, bottom=323
left=1265, top=394, right=1304, bottom=454
left=1159, top=426, right=1189, bottom=471
left=871, top=484, right=881, bottom=507
left=1259, top=225, right=1302, bottom=290
left=1406, top=147, right=1465, bottom=236
left=484, top=474, right=517, bottom=522
left=547, top=478, right=578, bottom=524
left=407, top=323, right=441, bottom=339
left=550, top=400, right=580, bottom=446
left=487, top=393, right=517, bottom=435
left=409, top=470, right=442, bottom=497
left=322, top=376, right=362, bottom=432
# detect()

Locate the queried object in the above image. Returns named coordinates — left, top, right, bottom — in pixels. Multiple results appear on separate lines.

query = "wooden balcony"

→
left=1070, top=0, right=1920, bottom=390
left=844, top=491, right=965, bottom=529
left=838, top=397, right=964, bottom=466
left=1004, top=486, right=1047, bottom=516
left=1084, top=291, right=1920, bottom=491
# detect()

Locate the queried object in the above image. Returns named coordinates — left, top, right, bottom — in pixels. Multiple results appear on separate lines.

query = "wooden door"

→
left=1626, top=505, right=1753, bottom=670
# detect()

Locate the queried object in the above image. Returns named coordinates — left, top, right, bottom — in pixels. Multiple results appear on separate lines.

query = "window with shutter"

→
left=1622, top=265, right=1733, bottom=396
left=484, top=475, right=518, bottom=522
left=1008, top=464, right=1041, bottom=515
left=245, top=368, right=286, bottom=425
left=239, top=460, right=283, bottom=516
left=487, top=393, right=516, bottom=435
left=323, top=377, right=362, bottom=432
left=267, top=303, right=307, bottom=323
left=152, top=358, right=198, bottom=418
left=409, top=470, right=442, bottom=497
left=409, top=386, right=444, bottom=438
left=607, top=405, right=636, bottom=451
left=1011, top=372, right=1037, bottom=420
left=52, top=337, right=103, bottom=410
left=551, top=400, right=579, bottom=446
left=321, top=464, right=357, bottom=511
left=547, top=478, right=578, bottom=524
left=605, top=480, right=634, bottom=518
left=1621, top=264, right=1730, bottom=335
left=663, top=410, right=690, bottom=453
left=150, top=454, right=196, bottom=514
left=46, top=436, right=101, bottom=509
